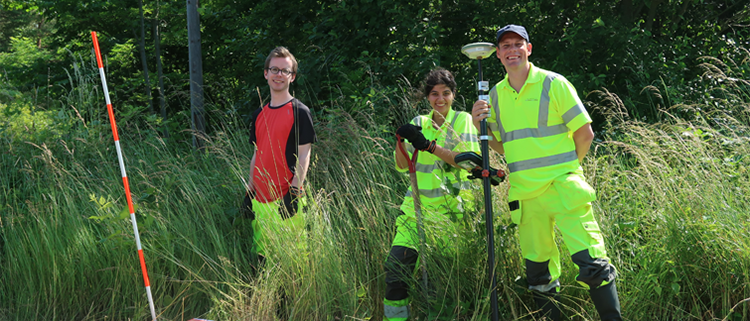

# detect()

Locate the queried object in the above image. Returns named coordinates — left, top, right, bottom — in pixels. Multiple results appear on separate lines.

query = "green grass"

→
left=1, top=52, right=749, bottom=320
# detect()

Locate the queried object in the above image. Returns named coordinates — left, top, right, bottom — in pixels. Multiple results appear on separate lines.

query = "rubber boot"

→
left=589, top=281, right=622, bottom=321
left=383, top=298, right=410, bottom=321
left=532, top=289, right=561, bottom=321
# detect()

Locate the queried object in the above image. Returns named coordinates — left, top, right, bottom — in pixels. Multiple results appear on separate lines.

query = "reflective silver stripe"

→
left=491, top=71, right=579, bottom=172
left=489, top=87, right=506, bottom=139
left=502, top=124, right=568, bottom=143
left=538, top=73, right=561, bottom=128
left=406, top=187, right=447, bottom=199
left=415, top=162, right=440, bottom=174
left=507, top=150, right=578, bottom=172
left=413, top=116, right=423, bottom=127
left=452, top=181, right=472, bottom=190
left=529, top=279, right=560, bottom=293
left=442, top=112, right=463, bottom=150
left=562, top=103, right=585, bottom=125
left=384, top=304, right=409, bottom=318
left=406, top=143, right=415, bottom=154
left=488, top=122, right=499, bottom=133
left=459, top=133, right=478, bottom=142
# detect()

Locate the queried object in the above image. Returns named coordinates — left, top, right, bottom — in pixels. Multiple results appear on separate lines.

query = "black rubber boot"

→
left=532, top=289, right=561, bottom=321
left=589, top=281, right=622, bottom=321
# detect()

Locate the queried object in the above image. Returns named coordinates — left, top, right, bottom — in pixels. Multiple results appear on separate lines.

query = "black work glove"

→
left=241, top=191, right=256, bottom=220
left=396, top=124, right=436, bottom=153
left=280, top=186, right=302, bottom=220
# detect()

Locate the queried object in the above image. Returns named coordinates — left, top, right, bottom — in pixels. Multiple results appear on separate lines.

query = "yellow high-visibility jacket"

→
left=487, top=63, right=592, bottom=201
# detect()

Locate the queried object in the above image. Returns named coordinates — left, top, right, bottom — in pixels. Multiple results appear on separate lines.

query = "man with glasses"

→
left=242, top=46, right=316, bottom=267
left=471, top=25, right=622, bottom=320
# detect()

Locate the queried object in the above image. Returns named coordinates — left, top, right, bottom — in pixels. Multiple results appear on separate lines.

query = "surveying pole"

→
left=461, top=42, right=499, bottom=321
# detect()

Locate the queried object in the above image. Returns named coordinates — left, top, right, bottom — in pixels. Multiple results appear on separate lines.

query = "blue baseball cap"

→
left=496, top=24, right=530, bottom=44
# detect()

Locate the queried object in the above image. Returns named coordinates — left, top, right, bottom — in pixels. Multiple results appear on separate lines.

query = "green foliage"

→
left=0, top=100, right=63, bottom=142
left=3, top=0, right=749, bottom=135
left=0, top=1, right=41, bottom=52
left=0, top=37, right=53, bottom=91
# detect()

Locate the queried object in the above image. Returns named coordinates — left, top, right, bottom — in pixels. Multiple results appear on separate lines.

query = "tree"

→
left=187, top=0, right=205, bottom=151
left=153, top=14, right=167, bottom=137
left=137, top=0, right=153, bottom=114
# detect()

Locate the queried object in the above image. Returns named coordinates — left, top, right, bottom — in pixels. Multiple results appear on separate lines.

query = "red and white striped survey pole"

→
left=91, top=31, right=157, bottom=321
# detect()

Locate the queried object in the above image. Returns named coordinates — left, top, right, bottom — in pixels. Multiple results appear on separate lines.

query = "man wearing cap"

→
left=471, top=25, right=622, bottom=320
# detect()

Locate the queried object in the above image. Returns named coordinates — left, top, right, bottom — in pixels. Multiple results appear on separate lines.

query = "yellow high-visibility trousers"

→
left=510, top=173, right=616, bottom=291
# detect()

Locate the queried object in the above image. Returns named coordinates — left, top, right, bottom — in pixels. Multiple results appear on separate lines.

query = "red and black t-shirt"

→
left=249, top=98, right=316, bottom=203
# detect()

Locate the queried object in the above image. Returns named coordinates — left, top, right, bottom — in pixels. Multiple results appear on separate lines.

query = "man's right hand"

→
left=471, top=100, right=491, bottom=131
left=280, top=186, right=301, bottom=220
left=471, top=100, right=506, bottom=154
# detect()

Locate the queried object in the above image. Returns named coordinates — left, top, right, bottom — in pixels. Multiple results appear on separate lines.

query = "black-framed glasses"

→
left=266, top=67, right=294, bottom=76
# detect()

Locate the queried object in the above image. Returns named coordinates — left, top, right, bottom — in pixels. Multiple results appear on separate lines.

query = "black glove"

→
left=280, top=186, right=302, bottom=220
left=241, top=191, right=256, bottom=220
left=397, top=124, right=436, bottom=153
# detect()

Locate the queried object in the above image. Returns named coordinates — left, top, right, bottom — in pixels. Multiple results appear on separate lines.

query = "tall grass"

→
left=586, top=53, right=750, bottom=320
left=1, top=48, right=749, bottom=320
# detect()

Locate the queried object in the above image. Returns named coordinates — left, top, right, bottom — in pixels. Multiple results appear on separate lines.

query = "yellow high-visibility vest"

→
left=396, top=108, right=480, bottom=218
left=488, top=63, right=592, bottom=200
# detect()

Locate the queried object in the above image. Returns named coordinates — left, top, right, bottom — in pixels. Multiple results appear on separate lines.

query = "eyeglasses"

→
left=266, top=67, right=294, bottom=76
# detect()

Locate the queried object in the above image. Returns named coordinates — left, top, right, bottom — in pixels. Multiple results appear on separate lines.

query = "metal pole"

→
left=461, top=41, right=500, bottom=320
left=477, top=57, right=500, bottom=321
left=91, top=31, right=158, bottom=321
